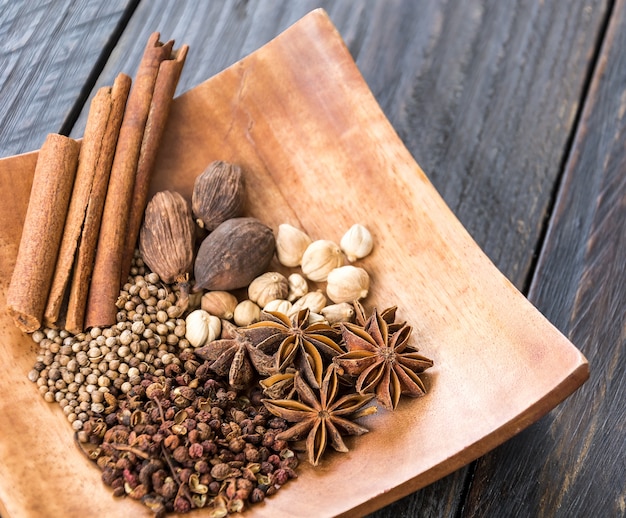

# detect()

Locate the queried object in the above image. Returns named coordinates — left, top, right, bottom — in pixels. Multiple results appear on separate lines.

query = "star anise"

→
left=242, top=309, right=343, bottom=389
left=259, top=369, right=297, bottom=400
left=353, top=300, right=403, bottom=333
left=194, top=327, right=276, bottom=390
left=263, top=367, right=377, bottom=466
left=335, top=307, right=433, bottom=410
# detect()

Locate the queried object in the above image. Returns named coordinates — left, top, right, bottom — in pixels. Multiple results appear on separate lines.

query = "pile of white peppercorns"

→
left=28, top=255, right=188, bottom=434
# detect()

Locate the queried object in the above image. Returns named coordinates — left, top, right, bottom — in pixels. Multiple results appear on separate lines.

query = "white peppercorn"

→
left=91, top=403, right=105, bottom=414
left=76, top=352, right=89, bottom=366
left=119, top=330, right=133, bottom=345
left=154, top=322, right=168, bottom=335
left=131, top=321, right=145, bottom=335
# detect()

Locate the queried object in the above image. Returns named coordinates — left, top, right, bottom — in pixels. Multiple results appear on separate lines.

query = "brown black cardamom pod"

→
left=194, top=217, right=275, bottom=291
left=139, top=190, right=195, bottom=311
left=192, top=160, right=246, bottom=231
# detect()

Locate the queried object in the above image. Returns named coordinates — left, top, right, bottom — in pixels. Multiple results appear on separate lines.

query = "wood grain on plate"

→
left=0, top=9, right=588, bottom=518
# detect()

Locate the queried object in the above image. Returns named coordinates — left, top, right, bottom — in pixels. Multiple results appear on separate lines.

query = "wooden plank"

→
left=65, top=1, right=610, bottom=516
left=0, top=0, right=136, bottom=156
left=463, top=1, right=626, bottom=516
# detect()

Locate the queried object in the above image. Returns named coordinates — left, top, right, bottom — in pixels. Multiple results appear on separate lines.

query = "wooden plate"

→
left=0, top=9, right=588, bottom=518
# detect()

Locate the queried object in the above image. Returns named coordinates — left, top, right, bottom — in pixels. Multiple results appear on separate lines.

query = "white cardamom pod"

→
left=248, top=271, right=289, bottom=308
left=201, top=291, right=238, bottom=320
left=301, top=240, right=344, bottom=282
left=207, top=315, right=222, bottom=342
left=275, top=223, right=312, bottom=267
left=263, top=299, right=293, bottom=315
left=326, top=266, right=370, bottom=303
left=233, top=300, right=261, bottom=326
left=340, top=223, right=373, bottom=262
left=287, top=273, right=308, bottom=301
left=308, top=312, right=328, bottom=325
left=320, top=302, right=355, bottom=324
left=290, top=290, right=327, bottom=316
left=185, top=309, right=222, bottom=348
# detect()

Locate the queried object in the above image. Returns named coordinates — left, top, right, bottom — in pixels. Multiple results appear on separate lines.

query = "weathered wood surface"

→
left=0, top=0, right=137, bottom=155
left=462, top=0, right=626, bottom=516
left=0, top=0, right=623, bottom=517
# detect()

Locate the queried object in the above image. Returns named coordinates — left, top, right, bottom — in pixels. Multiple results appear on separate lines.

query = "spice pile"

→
left=9, top=32, right=434, bottom=518
left=28, top=256, right=187, bottom=433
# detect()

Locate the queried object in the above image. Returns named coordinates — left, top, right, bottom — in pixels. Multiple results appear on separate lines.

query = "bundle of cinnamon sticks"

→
left=6, top=33, right=188, bottom=334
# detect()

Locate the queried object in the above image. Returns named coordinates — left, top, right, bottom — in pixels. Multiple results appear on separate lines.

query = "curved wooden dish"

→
left=0, top=9, right=588, bottom=518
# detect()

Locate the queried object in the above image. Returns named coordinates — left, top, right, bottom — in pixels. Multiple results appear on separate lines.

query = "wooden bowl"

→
left=0, top=9, right=588, bottom=518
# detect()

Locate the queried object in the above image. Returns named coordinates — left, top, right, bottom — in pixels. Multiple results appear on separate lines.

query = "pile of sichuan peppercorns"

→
left=83, top=364, right=297, bottom=517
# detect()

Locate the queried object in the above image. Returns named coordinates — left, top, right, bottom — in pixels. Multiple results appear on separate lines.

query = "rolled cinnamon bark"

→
left=85, top=33, right=175, bottom=329
left=6, top=134, right=80, bottom=333
left=44, top=74, right=131, bottom=328
left=120, top=43, right=189, bottom=284
left=63, top=74, right=132, bottom=334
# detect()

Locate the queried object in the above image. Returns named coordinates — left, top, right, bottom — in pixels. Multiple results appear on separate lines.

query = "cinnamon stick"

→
left=6, top=134, right=80, bottom=332
left=44, top=74, right=131, bottom=328
left=63, top=74, right=132, bottom=334
left=84, top=33, right=175, bottom=329
left=120, top=43, right=189, bottom=283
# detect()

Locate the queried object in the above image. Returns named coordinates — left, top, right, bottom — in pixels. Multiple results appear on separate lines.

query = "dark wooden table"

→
left=1, top=1, right=624, bottom=517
